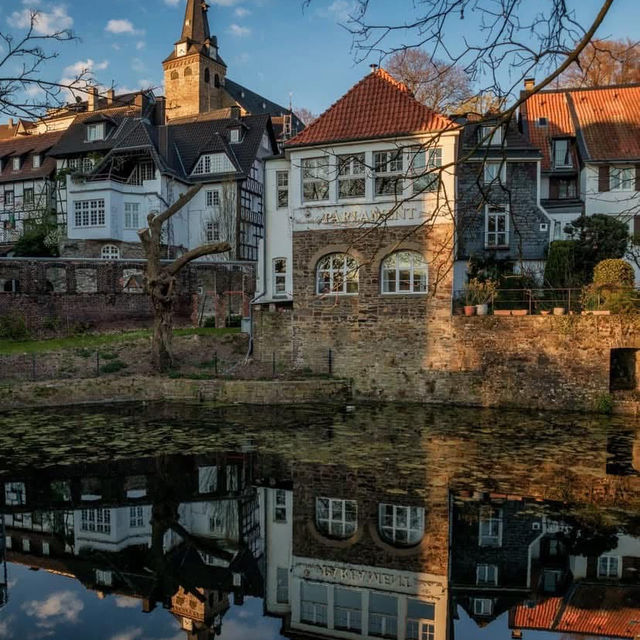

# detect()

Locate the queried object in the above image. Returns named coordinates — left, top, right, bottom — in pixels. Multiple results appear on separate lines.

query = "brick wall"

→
left=0, top=259, right=255, bottom=333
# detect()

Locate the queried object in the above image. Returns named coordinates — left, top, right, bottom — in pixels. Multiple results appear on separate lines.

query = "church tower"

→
left=163, top=0, right=231, bottom=121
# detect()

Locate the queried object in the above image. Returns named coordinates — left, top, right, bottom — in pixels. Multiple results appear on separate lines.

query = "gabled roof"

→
left=521, top=84, right=640, bottom=169
left=0, top=129, right=64, bottom=184
left=286, top=67, right=454, bottom=148
left=458, top=116, right=541, bottom=160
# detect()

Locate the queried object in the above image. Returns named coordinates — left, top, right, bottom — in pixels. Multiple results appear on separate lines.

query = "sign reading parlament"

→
left=315, top=206, right=419, bottom=225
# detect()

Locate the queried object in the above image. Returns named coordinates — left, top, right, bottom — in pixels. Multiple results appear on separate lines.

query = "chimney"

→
left=524, top=77, right=535, bottom=92
left=106, top=89, right=115, bottom=106
left=135, top=93, right=145, bottom=109
left=370, top=64, right=379, bottom=74
left=229, top=105, right=241, bottom=120
left=88, top=87, right=98, bottom=112
left=7, top=118, right=14, bottom=128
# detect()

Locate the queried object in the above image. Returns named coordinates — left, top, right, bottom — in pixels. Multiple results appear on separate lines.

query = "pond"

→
left=0, top=402, right=638, bottom=640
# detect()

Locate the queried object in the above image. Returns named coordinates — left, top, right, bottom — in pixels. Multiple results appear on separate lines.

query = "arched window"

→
left=3, top=279, right=19, bottom=293
left=204, top=68, right=210, bottom=83
left=170, top=71, right=179, bottom=80
left=101, top=245, right=120, bottom=260
left=316, top=497, right=357, bottom=539
left=378, top=504, right=425, bottom=546
left=381, top=251, right=428, bottom=294
left=184, top=67, right=192, bottom=77
left=316, top=253, right=359, bottom=295
left=214, top=74, right=220, bottom=88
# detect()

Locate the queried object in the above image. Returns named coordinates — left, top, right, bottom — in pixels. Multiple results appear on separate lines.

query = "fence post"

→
left=214, top=351, right=218, bottom=375
left=328, top=349, right=333, bottom=377
left=528, top=289, right=532, bottom=315
left=568, top=288, right=572, bottom=312
left=31, top=353, right=36, bottom=382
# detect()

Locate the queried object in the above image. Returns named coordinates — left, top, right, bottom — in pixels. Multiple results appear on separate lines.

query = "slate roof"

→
left=225, top=78, right=300, bottom=125
left=0, top=129, right=64, bottom=184
left=286, top=67, right=454, bottom=148
left=520, top=84, right=640, bottom=169
left=458, top=116, right=541, bottom=160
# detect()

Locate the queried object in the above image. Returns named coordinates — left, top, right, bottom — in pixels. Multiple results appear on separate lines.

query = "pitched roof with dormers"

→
left=0, top=129, right=64, bottom=184
left=286, top=67, right=454, bottom=148
left=521, top=83, right=640, bottom=169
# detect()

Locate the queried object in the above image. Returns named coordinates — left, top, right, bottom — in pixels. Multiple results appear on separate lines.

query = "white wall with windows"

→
left=73, top=505, right=152, bottom=552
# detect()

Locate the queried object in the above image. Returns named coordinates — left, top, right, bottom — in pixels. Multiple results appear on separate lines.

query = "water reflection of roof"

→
left=511, top=586, right=640, bottom=639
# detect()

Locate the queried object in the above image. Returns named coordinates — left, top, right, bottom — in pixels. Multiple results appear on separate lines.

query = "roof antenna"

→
left=370, top=64, right=379, bottom=74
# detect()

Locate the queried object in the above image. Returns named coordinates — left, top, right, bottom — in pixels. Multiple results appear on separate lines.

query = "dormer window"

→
left=230, top=128, right=241, bottom=144
left=480, top=125, right=503, bottom=146
left=191, top=153, right=235, bottom=176
left=552, top=139, right=573, bottom=169
left=86, top=123, right=105, bottom=142
left=32, top=154, right=41, bottom=169
left=12, top=157, right=20, bottom=171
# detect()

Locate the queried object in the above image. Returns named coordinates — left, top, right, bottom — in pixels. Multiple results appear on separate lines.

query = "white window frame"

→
left=101, top=245, right=120, bottom=260
left=191, top=153, right=235, bottom=176
left=338, top=153, right=366, bottom=200
left=276, top=171, right=289, bottom=208
left=597, top=555, right=621, bottom=578
left=274, top=489, right=287, bottom=522
left=276, top=567, right=289, bottom=603
left=23, top=188, right=34, bottom=205
left=334, top=588, right=363, bottom=633
left=484, top=160, right=506, bottom=184
left=315, top=497, right=357, bottom=539
left=473, top=598, right=493, bottom=616
left=406, top=620, right=435, bottom=640
left=552, top=138, right=573, bottom=169
left=378, top=504, right=425, bottom=545
left=479, top=507, right=503, bottom=547
left=300, top=583, right=328, bottom=627
left=124, top=202, right=140, bottom=229
left=205, top=189, right=220, bottom=208
left=485, top=205, right=509, bottom=248
left=381, top=251, right=428, bottom=295
left=410, top=147, right=442, bottom=195
left=4, top=190, right=14, bottom=206
left=74, top=199, right=105, bottom=227
left=129, top=506, right=144, bottom=529
left=374, top=150, right=404, bottom=197
left=96, top=569, right=113, bottom=586
left=273, top=257, right=287, bottom=296
left=86, top=123, right=105, bottom=142
left=230, top=128, right=241, bottom=143
left=302, top=157, right=331, bottom=202
left=476, top=563, right=498, bottom=585
left=610, top=166, right=634, bottom=191
left=81, top=508, right=111, bottom=534
left=480, top=125, right=503, bottom=147
left=316, top=253, right=359, bottom=296
left=4, top=482, right=26, bottom=506
left=32, top=154, right=41, bottom=169
left=205, top=221, right=220, bottom=243
left=12, top=157, right=20, bottom=171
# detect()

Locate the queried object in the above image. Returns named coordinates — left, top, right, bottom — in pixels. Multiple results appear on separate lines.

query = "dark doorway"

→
left=610, top=348, right=637, bottom=391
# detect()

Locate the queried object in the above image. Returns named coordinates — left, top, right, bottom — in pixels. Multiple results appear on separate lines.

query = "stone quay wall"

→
left=0, top=258, right=255, bottom=334
left=253, top=223, right=640, bottom=412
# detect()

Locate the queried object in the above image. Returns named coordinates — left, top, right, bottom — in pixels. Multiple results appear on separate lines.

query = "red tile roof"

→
left=286, top=68, right=454, bottom=148
left=521, top=84, right=640, bottom=169
left=512, top=596, right=563, bottom=630
left=0, top=129, right=65, bottom=184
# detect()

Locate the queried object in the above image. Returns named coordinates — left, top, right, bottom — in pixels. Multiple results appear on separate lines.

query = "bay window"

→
left=74, top=199, right=105, bottom=227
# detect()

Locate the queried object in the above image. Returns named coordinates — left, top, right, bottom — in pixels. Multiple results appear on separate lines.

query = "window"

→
left=124, top=202, right=140, bottom=229
left=198, top=466, right=218, bottom=493
left=300, top=582, right=328, bottom=627
left=96, top=569, right=113, bottom=586
left=338, top=153, right=366, bottom=199
left=381, top=251, right=428, bottom=294
left=74, top=199, right=105, bottom=227
left=23, top=188, right=34, bottom=205
left=4, top=191, right=14, bottom=206
left=334, top=588, right=362, bottom=632
left=555, top=178, right=577, bottom=199
left=484, top=160, right=505, bottom=184
left=11, top=157, right=21, bottom=171
left=101, top=245, right=120, bottom=260
left=42, top=541, right=50, bottom=555
left=139, top=162, right=155, bottom=182
left=171, top=70, right=179, bottom=80
left=129, top=506, right=144, bottom=528
left=610, top=166, right=634, bottom=191
left=315, top=497, right=357, bottom=538
left=479, top=507, right=503, bottom=547
left=473, top=598, right=493, bottom=616
left=205, top=190, right=220, bottom=207
left=378, top=504, right=425, bottom=545
left=273, top=488, right=287, bottom=522
left=406, top=600, right=435, bottom=640
left=3, top=279, right=20, bottom=293
left=480, top=125, right=503, bottom=146
left=302, top=157, right=330, bottom=202
left=411, top=147, right=441, bottom=194
left=82, top=157, right=94, bottom=173
left=192, top=153, right=235, bottom=175
left=68, top=158, right=80, bottom=171
left=5, top=482, right=26, bottom=506
left=230, top=128, right=240, bottom=143
left=316, top=253, right=359, bottom=295
left=552, top=139, right=573, bottom=168
left=369, top=592, right=398, bottom=639
left=86, top=123, right=105, bottom=142
left=204, top=68, right=210, bottom=83
left=276, top=567, right=289, bottom=603
left=485, top=206, right=509, bottom=247
left=276, top=171, right=288, bottom=208
left=206, top=222, right=219, bottom=242
left=597, top=555, right=620, bottom=578
left=32, top=154, right=41, bottom=169
left=476, top=564, right=498, bottom=585
left=22, top=539, right=30, bottom=552
left=374, top=150, right=404, bottom=196
left=273, top=258, right=287, bottom=296
left=184, top=67, right=192, bottom=77
left=81, top=508, right=111, bottom=534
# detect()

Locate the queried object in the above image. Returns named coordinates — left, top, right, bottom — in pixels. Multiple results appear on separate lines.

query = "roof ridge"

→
left=535, top=82, right=640, bottom=95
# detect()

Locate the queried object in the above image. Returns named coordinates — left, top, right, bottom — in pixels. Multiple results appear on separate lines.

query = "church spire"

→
left=180, top=0, right=212, bottom=46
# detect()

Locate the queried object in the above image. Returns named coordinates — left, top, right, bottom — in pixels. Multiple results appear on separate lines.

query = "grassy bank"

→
left=0, top=327, right=240, bottom=355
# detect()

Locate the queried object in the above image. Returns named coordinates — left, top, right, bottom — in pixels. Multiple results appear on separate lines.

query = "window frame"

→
left=315, top=497, right=358, bottom=539
left=101, top=244, right=120, bottom=260
left=381, top=251, right=429, bottom=295
left=316, top=253, right=359, bottom=296
left=610, top=166, right=635, bottom=191
left=4, top=190, right=14, bottom=206
left=129, top=506, right=144, bottom=529
left=374, top=150, right=405, bottom=198
left=476, top=563, right=498, bottom=586
left=23, top=188, right=34, bottom=205
left=552, top=138, right=573, bottom=169
left=86, top=123, right=105, bottom=143
left=124, top=202, right=140, bottom=229
left=338, top=152, right=366, bottom=200
left=483, top=160, right=506, bottom=185
left=205, top=189, right=220, bottom=208
left=205, top=221, right=220, bottom=243
left=480, top=125, right=503, bottom=147
left=597, top=555, right=621, bottom=578
left=74, top=199, right=105, bottom=228
left=473, top=598, right=493, bottom=616
left=334, top=587, right=363, bottom=633
left=484, top=205, right=509, bottom=248
left=274, top=488, right=287, bottom=522
left=32, top=154, right=41, bottom=169
left=378, top=503, right=425, bottom=546
left=11, top=157, right=20, bottom=171
left=273, top=257, right=287, bottom=297
left=302, top=157, right=331, bottom=203
left=478, top=507, right=503, bottom=547
left=81, top=508, right=111, bottom=534
left=410, top=147, right=442, bottom=195
left=276, top=171, right=289, bottom=208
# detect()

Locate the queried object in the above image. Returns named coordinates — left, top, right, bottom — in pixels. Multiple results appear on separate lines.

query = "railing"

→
left=453, top=287, right=640, bottom=316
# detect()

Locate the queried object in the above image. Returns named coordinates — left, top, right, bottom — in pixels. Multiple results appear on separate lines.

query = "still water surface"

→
left=0, top=402, right=638, bottom=640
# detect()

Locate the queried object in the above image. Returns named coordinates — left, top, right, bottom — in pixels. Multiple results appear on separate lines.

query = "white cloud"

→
left=228, top=23, right=251, bottom=37
left=105, top=19, right=141, bottom=35
left=108, top=628, right=142, bottom=640
left=234, top=7, right=251, bottom=17
left=211, top=0, right=244, bottom=5
left=317, top=0, right=356, bottom=22
left=114, top=596, right=139, bottom=609
left=163, top=0, right=182, bottom=5
left=0, top=616, right=15, bottom=639
left=136, top=40, right=145, bottom=50
left=22, top=591, right=84, bottom=629
left=64, top=59, right=109, bottom=77
left=7, top=4, right=73, bottom=36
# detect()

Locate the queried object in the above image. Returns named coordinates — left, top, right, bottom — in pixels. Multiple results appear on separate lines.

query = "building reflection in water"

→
left=0, top=407, right=638, bottom=639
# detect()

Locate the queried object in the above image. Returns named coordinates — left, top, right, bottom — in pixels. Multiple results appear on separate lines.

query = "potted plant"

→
left=464, top=278, right=497, bottom=316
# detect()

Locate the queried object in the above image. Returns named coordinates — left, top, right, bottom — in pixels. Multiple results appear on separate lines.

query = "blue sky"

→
left=0, top=0, right=639, bottom=119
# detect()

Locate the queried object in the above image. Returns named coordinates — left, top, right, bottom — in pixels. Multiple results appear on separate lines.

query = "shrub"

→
left=603, top=289, right=639, bottom=314
left=593, top=259, right=635, bottom=287
left=544, top=240, right=579, bottom=287
left=0, top=313, right=30, bottom=340
left=594, top=393, right=613, bottom=415
left=100, top=359, right=128, bottom=374
left=13, top=224, right=59, bottom=257
left=203, top=316, right=216, bottom=328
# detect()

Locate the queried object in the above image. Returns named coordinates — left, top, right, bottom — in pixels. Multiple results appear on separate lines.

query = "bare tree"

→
left=0, top=9, right=92, bottom=121
left=138, top=185, right=231, bottom=372
left=557, top=38, right=640, bottom=87
left=387, top=49, right=473, bottom=114
left=294, top=107, right=318, bottom=125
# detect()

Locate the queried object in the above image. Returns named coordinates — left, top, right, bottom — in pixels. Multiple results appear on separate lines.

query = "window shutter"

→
left=549, top=180, right=559, bottom=200
left=635, top=165, right=640, bottom=191
left=598, top=165, right=610, bottom=192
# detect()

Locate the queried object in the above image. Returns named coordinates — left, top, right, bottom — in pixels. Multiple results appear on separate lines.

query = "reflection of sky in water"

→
left=0, top=564, right=285, bottom=640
